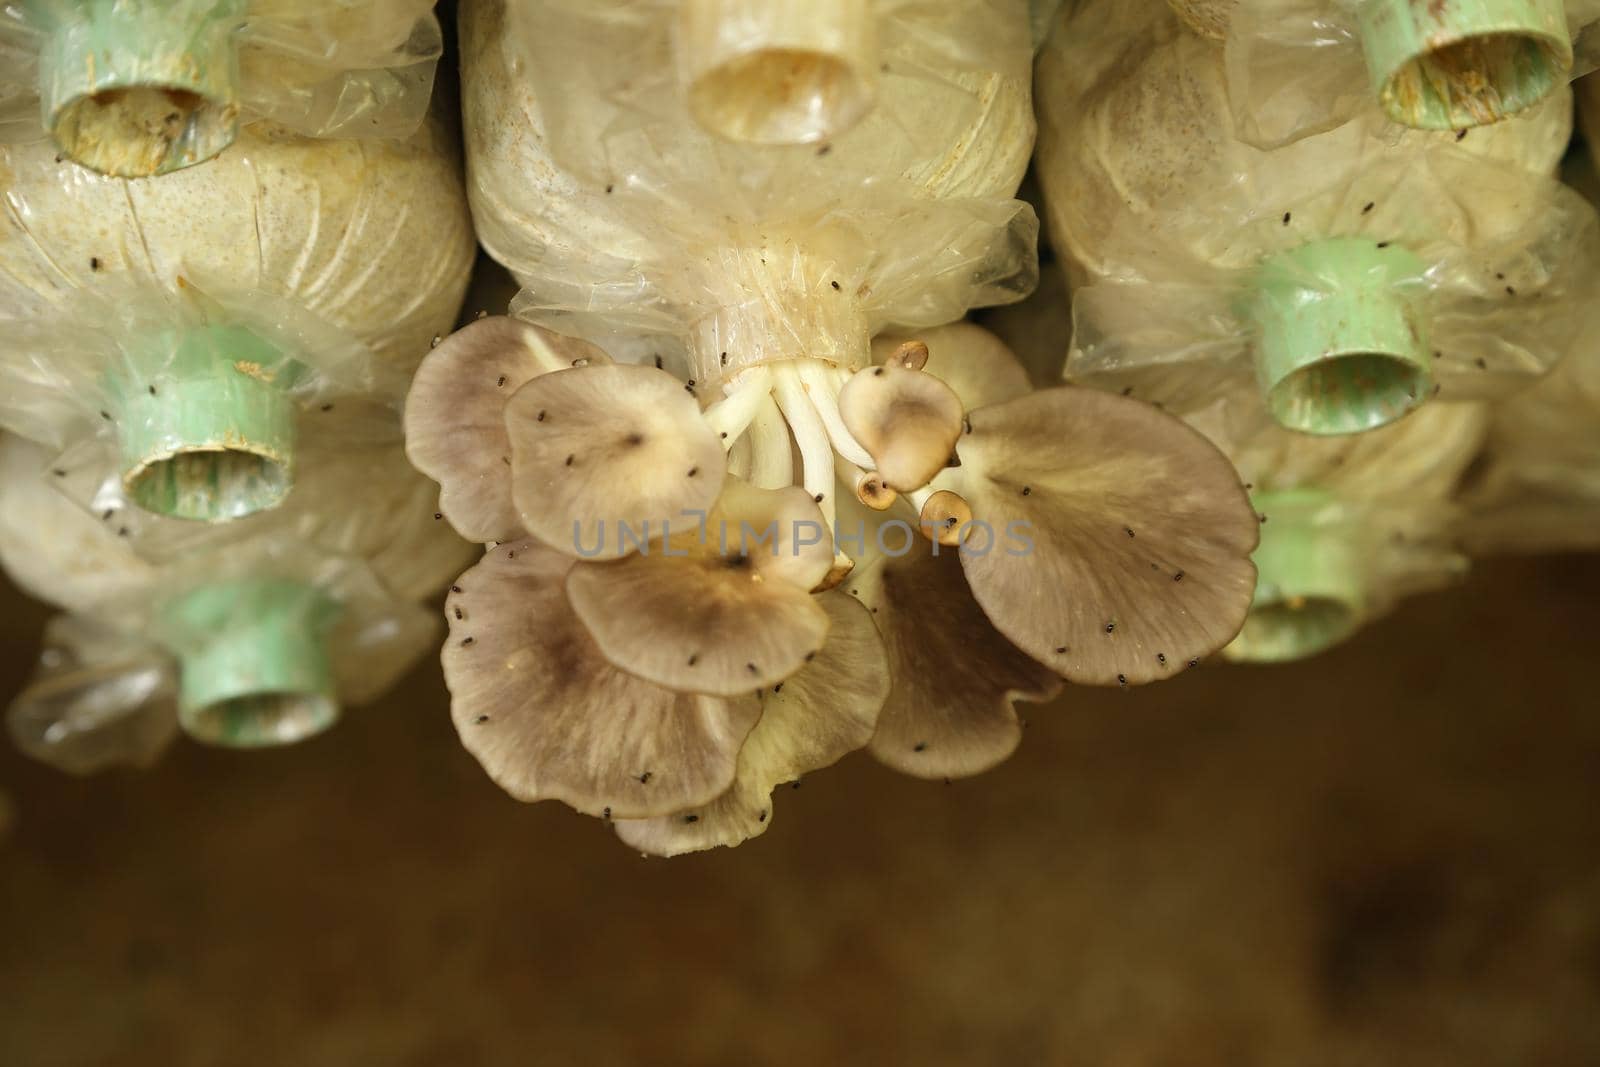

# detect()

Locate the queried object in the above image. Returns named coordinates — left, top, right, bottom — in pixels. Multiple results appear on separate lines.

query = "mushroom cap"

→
left=919, top=490, right=974, bottom=548
left=883, top=339, right=930, bottom=371
left=565, top=481, right=833, bottom=696
left=614, top=591, right=888, bottom=856
left=855, top=469, right=898, bottom=511
left=838, top=365, right=964, bottom=492
left=843, top=515, right=1063, bottom=779
left=405, top=316, right=611, bottom=544
left=873, top=323, right=1033, bottom=413
left=442, top=540, right=761, bottom=819
left=950, top=386, right=1260, bottom=686
left=505, top=362, right=725, bottom=559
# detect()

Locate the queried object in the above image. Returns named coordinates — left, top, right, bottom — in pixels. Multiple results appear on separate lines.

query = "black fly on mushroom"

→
left=404, top=316, right=1262, bottom=855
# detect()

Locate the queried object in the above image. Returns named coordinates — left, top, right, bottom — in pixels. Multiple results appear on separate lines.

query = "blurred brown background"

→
left=2, top=551, right=1597, bottom=1066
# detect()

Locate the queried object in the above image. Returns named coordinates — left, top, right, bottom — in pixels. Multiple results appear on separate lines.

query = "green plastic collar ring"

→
left=1227, top=489, right=1365, bottom=663
left=32, top=0, right=247, bottom=176
left=1249, top=237, right=1431, bottom=437
left=113, top=323, right=299, bottom=524
left=166, top=579, right=342, bottom=748
left=1358, top=0, right=1571, bottom=130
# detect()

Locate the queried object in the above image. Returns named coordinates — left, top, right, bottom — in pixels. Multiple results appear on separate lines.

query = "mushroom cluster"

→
left=407, top=315, right=1261, bottom=854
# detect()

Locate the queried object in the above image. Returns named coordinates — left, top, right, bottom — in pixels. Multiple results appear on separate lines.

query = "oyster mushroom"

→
left=506, top=363, right=728, bottom=559
left=838, top=364, right=965, bottom=492
left=566, top=479, right=834, bottom=694
left=408, top=317, right=1262, bottom=822
left=0, top=0, right=443, bottom=176
left=414, top=315, right=1261, bottom=690
left=405, top=316, right=612, bottom=544
left=613, top=590, right=888, bottom=855
left=841, top=501, right=1062, bottom=778
left=939, top=387, right=1261, bottom=685
left=443, top=540, right=762, bottom=819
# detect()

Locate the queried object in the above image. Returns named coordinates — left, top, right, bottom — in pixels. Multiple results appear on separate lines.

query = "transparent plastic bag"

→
left=0, top=278, right=378, bottom=526
left=0, top=0, right=442, bottom=176
left=1066, top=146, right=1599, bottom=438
left=5, top=613, right=179, bottom=775
left=1037, top=0, right=1572, bottom=288
left=2, top=511, right=439, bottom=754
left=504, top=0, right=1033, bottom=193
left=0, top=114, right=474, bottom=400
left=464, top=0, right=1037, bottom=386
left=0, top=407, right=468, bottom=607
left=1461, top=340, right=1600, bottom=554
left=1217, top=0, right=1600, bottom=147
left=0, top=275, right=478, bottom=589
left=0, top=434, right=154, bottom=616
left=0, top=113, right=474, bottom=526
left=568, top=0, right=1036, bottom=148
left=1, top=421, right=462, bottom=761
left=1039, top=1, right=1595, bottom=437
left=1461, top=88, right=1600, bottom=552
left=1179, top=396, right=1488, bottom=661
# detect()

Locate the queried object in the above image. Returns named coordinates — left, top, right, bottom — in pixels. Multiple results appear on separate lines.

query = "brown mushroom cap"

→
left=884, top=338, right=930, bottom=370
left=951, top=387, right=1259, bottom=686
left=565, top=481, right=834, bottom=696
left=505, top=363, right=726, bottom=559
left=838, top=365, right=964, bottom=492
left=613, top=591, right=888, bottom=856
left=842, top=508, right=1063, bottom=779
left=405, top=316, right=610, bottom=544
left=873, top=323, right=1033, bottom=413
left=919, top=489, right=974, bottom=547
left=854, top=469, right=898, bottom=510
left=442, top=541, right=760, bottom=819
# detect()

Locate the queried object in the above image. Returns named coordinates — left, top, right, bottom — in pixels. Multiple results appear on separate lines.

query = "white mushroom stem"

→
left=745, top=393, right=794, bottom=490
left=797, top=360, right=875, bottom=469
left=727, top=431, right=754, bottom=480
left=906, top=486, right=937, bottom=514
left=772, top=364, right=838, bottom=533
left=702, top=366, right=773, bottom=449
